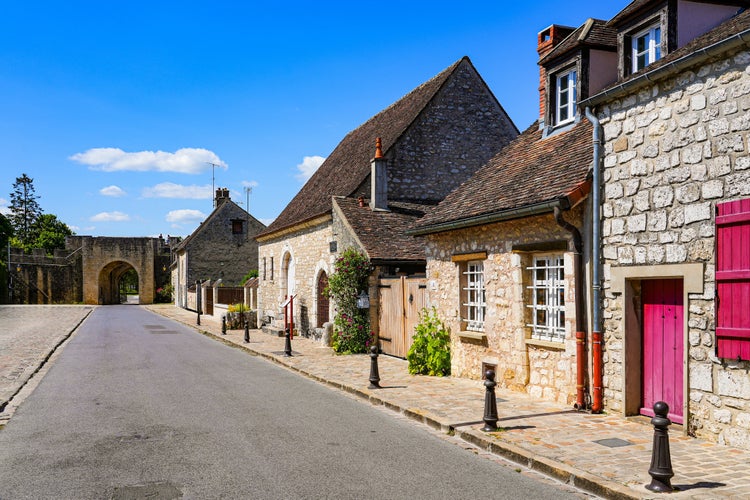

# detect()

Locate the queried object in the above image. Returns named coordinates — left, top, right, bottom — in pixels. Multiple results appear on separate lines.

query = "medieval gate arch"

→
left=74, top=236, right=170, bottom=305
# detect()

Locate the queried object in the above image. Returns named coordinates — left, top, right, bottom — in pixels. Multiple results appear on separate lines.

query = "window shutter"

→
left=716, top=198, right=750, bottom=360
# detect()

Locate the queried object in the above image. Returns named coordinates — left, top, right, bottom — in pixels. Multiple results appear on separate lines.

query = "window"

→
left=556, top=69, right=577, bottom=125
left=270, top=256, right=274, bottom=281
left=632, top=25, right=661, bottom=73
left=262, top=257, right=267, bottom=281
left=231, top=219, right=244, bottom=235
left=526, top=255, right=565, bottom=342
left=462, top=260, right=486, bottom=332
left=716, top=198, right=750, bottom=360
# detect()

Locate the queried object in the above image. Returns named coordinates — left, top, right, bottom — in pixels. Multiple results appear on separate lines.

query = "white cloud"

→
left=166, top=209, right=206, bottom=224
left=295, top=155, right=325, bottom=182
left=70, top=147, right=227, bottom=174
left=241, top=180, right=259, bottom=189
left=90, top=211, right=130, bottom=222
left=0, top=197, right=9, bottom=215
left=142, top=182, right=212, bottom=199
left=100, top=185, right=127, bottom=197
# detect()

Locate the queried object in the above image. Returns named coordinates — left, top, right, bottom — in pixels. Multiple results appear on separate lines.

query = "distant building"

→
left=173, top=188, right=266, bottom=309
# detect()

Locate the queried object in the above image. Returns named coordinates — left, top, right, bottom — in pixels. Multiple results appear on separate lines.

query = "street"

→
left=0, top=305, right=584, bottom=499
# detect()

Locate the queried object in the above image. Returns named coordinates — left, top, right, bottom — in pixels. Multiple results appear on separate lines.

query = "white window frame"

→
left=526, top=254, right=566, bottom=342
left=555, top=68, right=577, bottom=126
left=631, top=24, right=661, bottom=73
left=462, top=260, right=485, bottom=332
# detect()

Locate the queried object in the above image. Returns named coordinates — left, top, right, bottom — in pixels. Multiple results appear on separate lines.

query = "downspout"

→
left=553, top=205, right=588, bottom=410
left=585, top=106, right=604, bottom=414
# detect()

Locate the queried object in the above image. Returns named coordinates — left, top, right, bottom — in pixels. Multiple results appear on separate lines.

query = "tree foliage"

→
left=28, top=214, right=73, bottom=254
left=9, top=174, right=42, bottom=246
left=0, top=213, right=12, bottom=255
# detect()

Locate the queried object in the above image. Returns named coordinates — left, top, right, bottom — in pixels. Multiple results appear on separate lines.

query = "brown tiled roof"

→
left=334, top=197, right=428, bottom=262
left=539, top=19, right=617, bottom=65
left=587, top=7, right=750, bottom=104
left=607, top=0, right=660, bottom=27
left=258, top=58, right=468, bottom=238
left=414, top=121, right=593, bottom=232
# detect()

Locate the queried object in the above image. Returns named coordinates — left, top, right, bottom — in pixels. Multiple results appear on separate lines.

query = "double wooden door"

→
left=377, top=277, right=426, bottom=358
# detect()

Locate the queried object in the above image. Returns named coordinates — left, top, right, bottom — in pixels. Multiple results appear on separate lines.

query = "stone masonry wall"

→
left=597, top=47, right=750, bottom=447
left=378, top=60, right=518, bottom=204
left=425, top=207, right=585, bottom=405
left=257, top=220, right=334, bottom=334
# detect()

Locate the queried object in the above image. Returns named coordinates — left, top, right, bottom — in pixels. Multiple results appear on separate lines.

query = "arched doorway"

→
left=282, top=251, right=295, bottom=299
left=316, top=271, right=329, bottom=328
left=98, top=260, right=139, bottom=305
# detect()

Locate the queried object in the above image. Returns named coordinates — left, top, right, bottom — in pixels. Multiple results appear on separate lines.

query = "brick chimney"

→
left=215, top=187, right=230, bottom=206
left=370, top=138, right=389, bottom=211
left=537, top=24, right=575, bottom=123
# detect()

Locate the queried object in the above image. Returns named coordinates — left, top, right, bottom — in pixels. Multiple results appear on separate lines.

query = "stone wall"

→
left=257, top=219, right=334, bottom=333
left=597, top=46, right=750, bottom=447
left=424, top=207, right=586, bottom=405
left=7, top=247, right=82, bottom=304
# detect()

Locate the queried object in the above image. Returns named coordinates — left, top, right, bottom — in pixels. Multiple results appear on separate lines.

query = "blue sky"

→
left=0, top=1, right=624, bottom=238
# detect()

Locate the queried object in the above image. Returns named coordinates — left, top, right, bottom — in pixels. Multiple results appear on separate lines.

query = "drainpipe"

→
left=585, top=106, right=604, bottom=414
left=553, top=205, right=588, bottom=410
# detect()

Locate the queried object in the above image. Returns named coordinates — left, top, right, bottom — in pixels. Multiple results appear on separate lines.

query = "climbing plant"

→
left=326, top=247, right=372, bottom=354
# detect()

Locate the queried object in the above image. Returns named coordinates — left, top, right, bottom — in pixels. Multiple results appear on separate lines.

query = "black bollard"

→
left=482, top=369, right=499, bottom=432
left=197, top=310, right=201, bottom=326
left=221, top=315, right=227, bottom=335
left=368, top=345, right=381, bottom=389
left=283, top=327, right=292, bottom=357
left=244, top=320, right=250, bottom=343
left=646, top=401, right=674, bottom=492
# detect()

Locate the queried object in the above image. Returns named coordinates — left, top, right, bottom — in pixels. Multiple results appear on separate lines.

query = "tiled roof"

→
left=414, top=121, right=593, bottom=232
left=587, top=7, right=750, bottom=104
left=539, top=19, right=617, bottom=65
left=334, top=197, right=428, bottom=262
left=258, top=58, right=468, bottom=238
left=607, top=0, right=660, bottom=26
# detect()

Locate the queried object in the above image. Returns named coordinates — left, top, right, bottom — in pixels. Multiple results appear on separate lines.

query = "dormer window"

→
left=555, top=68, right=577, bottom=125
left=632, top=24, right=661, bottom=72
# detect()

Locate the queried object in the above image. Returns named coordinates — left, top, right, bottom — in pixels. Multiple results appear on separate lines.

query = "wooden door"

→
left=641, top=279, right=684, bottom=424
left=316, top=272, right=329, bottom=328
left=377, top=277, right=426, bottom=358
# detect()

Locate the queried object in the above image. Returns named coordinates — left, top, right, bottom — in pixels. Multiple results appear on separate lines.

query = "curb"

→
left=149, top=307, right=642, bottom=499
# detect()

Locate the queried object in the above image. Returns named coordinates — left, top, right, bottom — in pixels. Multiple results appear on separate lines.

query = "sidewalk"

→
left=145, top=304, right=750, bottom=499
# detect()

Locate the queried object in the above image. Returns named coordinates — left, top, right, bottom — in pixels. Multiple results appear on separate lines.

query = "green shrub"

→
left=228, top=303, right=248, bottom=313
left=407, top=307, right=451, bottom=376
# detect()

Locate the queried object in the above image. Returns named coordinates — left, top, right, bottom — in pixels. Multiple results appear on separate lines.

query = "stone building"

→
left=410, top=20, right=618, bottom=406
left=256, top=57, right=519, bottom=341
left=173, top=188, right=266, bottom=309
left=580, top=0, right=750, bottom=448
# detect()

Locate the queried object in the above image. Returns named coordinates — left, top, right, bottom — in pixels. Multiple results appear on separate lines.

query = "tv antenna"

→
left=206, top=162, right=222, bottom=207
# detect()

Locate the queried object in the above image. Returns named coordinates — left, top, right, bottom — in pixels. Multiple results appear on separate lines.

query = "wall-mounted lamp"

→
left=356, top=290, right=370, bottom=309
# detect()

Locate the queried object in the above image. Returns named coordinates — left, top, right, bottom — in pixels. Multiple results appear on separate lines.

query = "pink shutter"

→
left=716, top=198, right=750, bottom=360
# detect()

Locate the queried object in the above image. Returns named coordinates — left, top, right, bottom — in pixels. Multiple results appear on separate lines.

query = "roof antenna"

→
left=206, top=162, right=222, bottom=207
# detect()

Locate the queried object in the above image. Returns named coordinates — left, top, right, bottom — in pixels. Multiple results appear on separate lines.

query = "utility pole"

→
left=244, top=186, right=252, bottom=241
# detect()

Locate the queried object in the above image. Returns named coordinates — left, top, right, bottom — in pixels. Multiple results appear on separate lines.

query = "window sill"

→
left=458, top=330, right=487, bottom=341
left=525, top=338, right=566, bottom=350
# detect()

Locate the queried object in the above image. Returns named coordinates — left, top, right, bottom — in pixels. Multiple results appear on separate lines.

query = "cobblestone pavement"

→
left=147, top=304, right=750, bottom=500
left=0, top=305, right=94, bottom=419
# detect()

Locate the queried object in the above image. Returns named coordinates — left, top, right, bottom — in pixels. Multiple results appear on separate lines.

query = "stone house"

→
left=410, top=20, right=619, bottom=406
left=579, top=0, right=750, bottom=448
left=173, top=188, right=266, bottom=309
left=255, top=57, right=519, bottom=342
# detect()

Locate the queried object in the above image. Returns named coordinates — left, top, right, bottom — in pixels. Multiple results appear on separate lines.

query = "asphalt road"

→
left=0, top=305, right=581, bottom=499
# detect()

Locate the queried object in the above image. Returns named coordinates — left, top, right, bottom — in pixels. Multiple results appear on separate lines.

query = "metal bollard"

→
left=646, top=401, right=674, bottom=492
left=283, top=327, right=292, bottom=357
left=197, top=310, right=201, bottom=326
left=221, top=315, right=227, bottom=335
left=482, top=369, right=499, bottom=432
left=244, top=320, right=250, bottom=343
left=368, top=345, right=381, bottom=389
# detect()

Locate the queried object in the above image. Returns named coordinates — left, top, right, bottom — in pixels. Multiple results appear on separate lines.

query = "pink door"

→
left=641, top=279, right=684, bottom=424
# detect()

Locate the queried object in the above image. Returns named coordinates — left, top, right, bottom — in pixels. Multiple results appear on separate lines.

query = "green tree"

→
left=0, top=213, right=13, bottom=255
left=28, top=214, right=74, bottom=254
left=9, top=174, right=42, bottom=246
left=325, top=247, right=372, bottom=354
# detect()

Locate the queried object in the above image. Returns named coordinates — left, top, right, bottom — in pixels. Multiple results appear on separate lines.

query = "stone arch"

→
left=281, top=249, right=295, bottom=299
left=98, top=260, right=140, bottom=305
